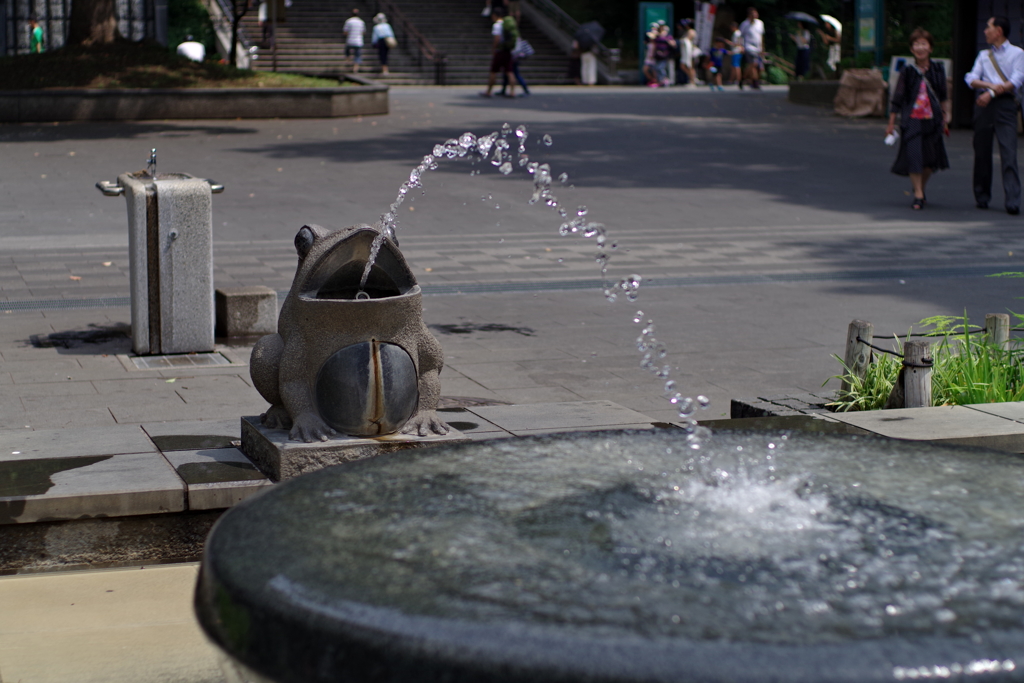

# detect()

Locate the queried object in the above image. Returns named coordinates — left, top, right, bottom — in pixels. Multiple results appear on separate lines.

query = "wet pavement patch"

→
left=0, top=455, right=113, bottom=497
left=176, top=460, right=265, bottom=485
left=152, top=435, right=239, bottom=452
left=429, top=323, right=535, bottom=336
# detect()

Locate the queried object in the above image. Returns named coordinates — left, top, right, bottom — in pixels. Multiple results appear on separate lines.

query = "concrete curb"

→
left=0, top=76, right=388, bottom=122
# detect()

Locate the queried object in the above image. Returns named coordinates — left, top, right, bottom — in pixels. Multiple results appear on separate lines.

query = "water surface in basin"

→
left=220, top=430, right=1024, bottom=647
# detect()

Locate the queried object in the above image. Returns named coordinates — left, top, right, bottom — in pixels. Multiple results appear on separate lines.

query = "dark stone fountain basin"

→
left=195, top=430, right=1024, bottom=682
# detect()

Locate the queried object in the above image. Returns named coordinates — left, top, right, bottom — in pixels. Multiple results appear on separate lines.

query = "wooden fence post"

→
left=985, top=313, right=1010, bottom=350
left=902, top=340, right=932, bottom=408
left=841, top=320, right=874, bottom=396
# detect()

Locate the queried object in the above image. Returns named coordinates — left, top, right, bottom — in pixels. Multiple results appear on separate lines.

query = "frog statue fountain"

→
left=249, top=224, right=450, bottom=443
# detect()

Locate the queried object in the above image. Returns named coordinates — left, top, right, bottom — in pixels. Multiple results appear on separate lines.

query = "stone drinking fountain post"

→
left=96, top=149, right=223, bottom=355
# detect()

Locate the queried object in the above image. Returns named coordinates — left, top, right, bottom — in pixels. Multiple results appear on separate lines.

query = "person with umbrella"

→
left=789, top=20, right=812, bottom=80
left=818, top=15, right=842, bottom=72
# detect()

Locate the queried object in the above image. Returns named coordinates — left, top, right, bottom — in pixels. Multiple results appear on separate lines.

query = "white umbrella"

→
left=820, top=14, right=842, bottom=33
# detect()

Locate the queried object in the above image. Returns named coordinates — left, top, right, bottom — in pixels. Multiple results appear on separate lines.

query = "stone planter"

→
left=0, top=75, right=387, bottom=123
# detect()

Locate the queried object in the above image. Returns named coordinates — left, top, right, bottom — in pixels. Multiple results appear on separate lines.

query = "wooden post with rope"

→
left=841, top=320, right=874, bottom=397
left=985, top=313, right=1010, bottom=351
left=885, top=340, right=932, bottom=409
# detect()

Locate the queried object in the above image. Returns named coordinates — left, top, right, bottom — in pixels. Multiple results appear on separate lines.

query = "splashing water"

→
left=373, top=124, right=708, bottom=446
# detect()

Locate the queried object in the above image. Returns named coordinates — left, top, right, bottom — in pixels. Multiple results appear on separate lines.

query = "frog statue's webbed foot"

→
left=400, top=410, right=451, bottom=437
left=289, top=411, right=337, bottom=443
left=261, top=404, right=292, bottom=430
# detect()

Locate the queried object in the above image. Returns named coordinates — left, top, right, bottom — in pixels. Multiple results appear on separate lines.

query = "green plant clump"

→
left=827, top=314, right=1024, bottom=411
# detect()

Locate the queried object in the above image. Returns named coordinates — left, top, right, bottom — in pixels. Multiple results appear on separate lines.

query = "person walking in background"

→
left=727, top=22, right=743, bottom=85
left=790, top=21, right=811, bottom=80
left=481, top=6, right=516, bottom=97
left=707, top=37, right=727, bottom=90
left=652, top=23, right=676, bottom=87
left=500, top=15, right=531, bottom=96
left=885, top=28, right=950, bottom=210
left=29, top=18, right=44, bottom=53
left=679, top=20, right=696, bottom=86
left=371, top=13, right=395, bottom=75
left=343, top=8, right=366, bottom=73
left=738, top=7, right=764, bottom=90
left=965, top=16, right=1024, bottom=213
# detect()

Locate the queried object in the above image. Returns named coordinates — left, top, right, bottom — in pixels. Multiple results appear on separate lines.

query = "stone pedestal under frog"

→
left=249, top=224, right=449, bottom=442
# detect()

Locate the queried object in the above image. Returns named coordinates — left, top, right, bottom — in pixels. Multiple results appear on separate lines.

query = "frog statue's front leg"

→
left=400, top=329, right=450, bottom=437
left=278, top=341, right=337, bottom=443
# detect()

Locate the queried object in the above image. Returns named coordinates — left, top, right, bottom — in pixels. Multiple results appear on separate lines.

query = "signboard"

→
left=855, top=0, right=884, bottom=65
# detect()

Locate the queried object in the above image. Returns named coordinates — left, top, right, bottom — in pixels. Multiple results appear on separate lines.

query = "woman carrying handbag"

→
left=885, top=28, right=951, bottom=210
left=371, top=13, right=397, bottom=75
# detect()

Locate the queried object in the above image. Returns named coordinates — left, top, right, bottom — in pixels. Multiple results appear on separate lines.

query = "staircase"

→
left=241, top=0, right=571, bottom=85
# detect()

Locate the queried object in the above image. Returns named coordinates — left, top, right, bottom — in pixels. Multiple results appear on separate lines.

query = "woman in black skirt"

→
left=885, top=28, right=950, bottom=210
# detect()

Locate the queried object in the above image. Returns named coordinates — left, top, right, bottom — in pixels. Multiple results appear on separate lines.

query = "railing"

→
left=372, top=0, right=447, bottom=84
left=208, top=0, right=254, bottom=68
left=524, top=0, right=615, bottom=67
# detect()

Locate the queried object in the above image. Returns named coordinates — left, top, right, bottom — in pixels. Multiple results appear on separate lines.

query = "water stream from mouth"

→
left=365, top=124, right=710, bottom=446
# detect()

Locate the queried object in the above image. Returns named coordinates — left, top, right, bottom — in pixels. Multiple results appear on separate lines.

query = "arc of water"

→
left=368, top=124, right=712, bottom=448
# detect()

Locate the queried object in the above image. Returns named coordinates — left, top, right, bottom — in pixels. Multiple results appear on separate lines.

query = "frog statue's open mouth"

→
left=297, top=227, right=416, bottom=302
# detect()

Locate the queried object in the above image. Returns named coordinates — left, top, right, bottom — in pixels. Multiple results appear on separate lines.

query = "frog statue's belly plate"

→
left=315, top=341, right=419, bottom=436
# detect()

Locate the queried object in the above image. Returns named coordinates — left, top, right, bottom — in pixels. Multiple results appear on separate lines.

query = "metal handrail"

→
left=210, top=0, right=254, bottom=64
left=372, top=0, right=447, bottom=83
left=524, top=0, right=613, bottom=63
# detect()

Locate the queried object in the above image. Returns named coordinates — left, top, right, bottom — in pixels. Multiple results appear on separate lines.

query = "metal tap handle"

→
left=147, top=148, right=157, bottom=177
left=206, top=179, right=225, bottom=194
left=95, top=180, right=124, bottom=196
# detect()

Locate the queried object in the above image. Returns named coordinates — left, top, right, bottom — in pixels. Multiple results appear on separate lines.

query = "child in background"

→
left=708, top=37, right=727, bottom=91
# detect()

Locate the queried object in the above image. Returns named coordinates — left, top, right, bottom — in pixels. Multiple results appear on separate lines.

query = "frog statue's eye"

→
left=295, top=225, right=316, bottom=259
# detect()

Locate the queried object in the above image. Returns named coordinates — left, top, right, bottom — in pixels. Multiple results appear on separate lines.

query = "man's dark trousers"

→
left=973, top=96, right=1021, bottom=211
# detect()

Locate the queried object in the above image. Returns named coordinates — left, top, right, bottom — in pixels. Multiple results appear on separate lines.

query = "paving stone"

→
left=964, top=402, right=1024, bottom=423
left=161, top=448, right=271, bottom=510
left=828, top=405, right=1024, bottom=452
left=466, top=401, right=655, bottom=433
left=0, top=452, right=185, bottom=524
left=0, top=425, right=156, bottom=461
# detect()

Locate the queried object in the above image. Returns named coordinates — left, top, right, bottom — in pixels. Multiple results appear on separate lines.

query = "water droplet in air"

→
left=697, top=395, right=711, bottom=409
left=559, top=172, right=569, bottom=184
left=519, top=154, right=529, bottom=166
left=583, top=223, right=604, bottom=238
left=557, top=258, right=564, bottom=263
left=527, top=161, right=539, bottom=174
left=433, top=144, right=444, bottom=157
left=499, top=161, right=513, bottom=175
left=515, top=124, right=527, bottom=139
left=595, top=253, right=607, bottom=265
left=459, top=132, right=477, bottom=148
left=577, top=206, right=588, bottom=217
left=501, top=122, right=512, bottom=136
left=542, top=134, right=553, bottom=146
left=687, top=426, right=711, bottom=449
left=633, top=311, right=644, bottom=323
left=669, top=392, right=683, bottom=404
left=677, top=397, right=695, bottom=417
left=604, top=288, right=618, bottom=302
left=656, top=365, right=671, bottom=378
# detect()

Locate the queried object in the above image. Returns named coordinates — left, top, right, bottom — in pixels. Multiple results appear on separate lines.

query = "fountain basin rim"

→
left=194, top=429, right=1024, bottom=683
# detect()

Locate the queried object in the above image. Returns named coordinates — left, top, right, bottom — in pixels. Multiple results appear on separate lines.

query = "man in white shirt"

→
left=738, top=7, right=764, bottom=90
left=343, top=8, right=366, bottom=73
left=965, top=16, right=1024, bottom=214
